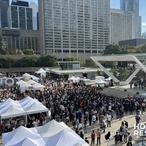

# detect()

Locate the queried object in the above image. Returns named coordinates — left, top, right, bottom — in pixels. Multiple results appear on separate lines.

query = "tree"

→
left=85, top=58, right=97, bottom=67
left=0, top=48, right=7, bottom=55
left=136, top=44, right=146, bottom=53
left=13, top=56, right=38, bottom=67
left=36, top=55, right=57, bottom=67
left=65, top=56, right=76, bottom=61
left=23, top=49, right=34, bottom=55
left=104, top=44, right=121, bottom=55
left=104, top=61, right=118, bottom=68
left=76, top=57, right=85, bottom=67
left=0, top=57, right=15, bottom=68
left=120, top=46, right=136, bottom=54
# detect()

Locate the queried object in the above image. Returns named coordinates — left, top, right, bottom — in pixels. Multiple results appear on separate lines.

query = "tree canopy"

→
left=104, top=43, right=146, bottom=55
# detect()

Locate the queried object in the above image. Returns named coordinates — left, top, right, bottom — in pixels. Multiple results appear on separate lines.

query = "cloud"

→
left=142, top=22, right=146, bottom=27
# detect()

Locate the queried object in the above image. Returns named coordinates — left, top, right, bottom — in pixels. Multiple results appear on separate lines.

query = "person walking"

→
left=127, top=133, right=132, bottom=146
left=105, top=131, right=111, bottom=146
left=91, top=130, right=96, bottom=146
left=123, top=126, right=128, bottom=143
left=106, top=112, right=111, bottom=127
left=96, top=129, right=101, bottom=145
left=135, top=111, right=140, bottom=126
left=114, top=132, right=120, bottom=145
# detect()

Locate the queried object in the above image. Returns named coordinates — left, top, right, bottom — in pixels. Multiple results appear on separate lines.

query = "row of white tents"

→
left=2, top=120, right=89, bottom=146
left=17, top=72, right=46, bottom=93
left=0, top=96, right=48, bottom=119
left=17, top=79, right=45, bottom=93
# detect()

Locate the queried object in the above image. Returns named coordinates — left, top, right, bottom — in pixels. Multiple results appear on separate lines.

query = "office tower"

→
left=120, top=0, right=141, bottom=38
left=110, top=9, right=135, bottom=44
left=30, top=2, right=38, bottom=30
left=0, top=0, right=9, bottom=28
left=7, top=1, right=33, bottom=30
left=38, top=0, right=110, bottom=60
left=0, top=28, right=40, bottom=53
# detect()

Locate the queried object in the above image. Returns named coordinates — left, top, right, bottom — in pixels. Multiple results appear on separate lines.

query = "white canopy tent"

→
left=105, top=77, right=112, bottom=81
left=2, top=120, right=89, bottom=146
left=96, top=79, right=108, bottom=84
left=2, top=126, right=41, bottom=146
left=13, top=137, right=45, bottom=146
left=0, top=97, right=48, bottom=120
left=22, top=73, right=39, bottom=81
left=44, top=130, right=88, bottom=146
left=36, top=68, right=46, bottom=77
left=68, top=76, right=80, bottom=83
left=1, top=105, right=26, bottom=119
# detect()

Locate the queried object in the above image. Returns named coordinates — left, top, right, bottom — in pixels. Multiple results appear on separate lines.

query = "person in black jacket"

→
left=105, top=131, right=111, bottom=146
left=114, top=132, right=120, bottom=145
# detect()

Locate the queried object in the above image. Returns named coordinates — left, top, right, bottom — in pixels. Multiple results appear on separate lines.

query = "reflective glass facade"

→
left=8, top=5, right=33, bottom=30
left=120, top=0, right=141, bottom=38
left=0, top=0, right=9, bottom=28
left=39, top=0, right=110, bottom=60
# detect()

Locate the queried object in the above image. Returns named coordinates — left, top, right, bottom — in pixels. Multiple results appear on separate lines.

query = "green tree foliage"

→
left=104, top=61, right=118, bottom=68
left=0, top=48, right=7, bottom=55
left=136, top=44, right=146, bottom=53
left=65, top=56, right=76, bottom=61
left=13, top=56, right=38, bottom=67
left=76, top=57, right=85, bottom=67
left=85, top=58, right=97, bottom=67
left=0, top=57, right=15, bottom=68
left=23, top=49, right=34, bottom=55
left=36, top=55, right=57, bottom=67
left=104, top=44, right=121, bottom=55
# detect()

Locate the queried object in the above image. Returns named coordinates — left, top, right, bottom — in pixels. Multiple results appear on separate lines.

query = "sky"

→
left=111, top=0, right=146, bottom=33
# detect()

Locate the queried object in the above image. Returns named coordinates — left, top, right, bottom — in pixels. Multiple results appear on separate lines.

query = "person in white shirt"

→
left=106, top=112, right=112, bottom=127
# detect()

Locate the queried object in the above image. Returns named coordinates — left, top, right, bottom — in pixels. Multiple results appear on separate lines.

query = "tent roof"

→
left=2, top=120, right=89, bottom=146
left=13, top=137, right=46, bottom=146
left=45, top=130, right=86, bottom=146
left=36, top=120, right=71, bottom=137
left=36, top=68, right=46, bottom=74
left=24, top=102, right=48, bottom=115
left=2, top=126, right=40, bottom=146
left=1, top=105, right=26, bottom=119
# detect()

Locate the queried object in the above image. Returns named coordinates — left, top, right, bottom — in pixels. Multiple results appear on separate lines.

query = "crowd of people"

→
left=0, top=73, right=145, bottom=146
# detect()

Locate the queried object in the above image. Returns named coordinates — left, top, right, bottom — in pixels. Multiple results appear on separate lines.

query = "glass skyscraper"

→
left=120, top=0, right=141, bottom=38
left=0, top=0, right=9, bottom=28
left=7, top=1, right=33, bottom=30
left=39, top=0, right=110, bottom=60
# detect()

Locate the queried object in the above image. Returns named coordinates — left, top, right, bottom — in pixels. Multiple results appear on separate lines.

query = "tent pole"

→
left=25, top=115, right=27, bottom=126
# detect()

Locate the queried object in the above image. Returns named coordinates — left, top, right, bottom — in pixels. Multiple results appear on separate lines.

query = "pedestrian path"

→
left=84, top=112, right=146, bottom=146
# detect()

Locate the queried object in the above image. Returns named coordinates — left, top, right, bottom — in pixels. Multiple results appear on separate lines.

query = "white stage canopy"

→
left=2, top=120, right=89, bottom=146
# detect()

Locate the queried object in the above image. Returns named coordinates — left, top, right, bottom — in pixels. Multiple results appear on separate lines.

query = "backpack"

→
left=80, top=131, right=84, bottom=138
left=136, top=115, right=140, bottom=121
left=105, top=134, right=108, bottom=140
left=129, top=136, right=132, bottom=141
left=91, top=133, right=95, bottom=139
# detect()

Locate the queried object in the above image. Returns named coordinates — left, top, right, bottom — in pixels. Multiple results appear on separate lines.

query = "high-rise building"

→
left=38, top=0, right=110, bottom=60
left=0, top=28, right=40, bottom=53
left=7, top=1, right=33, bottom=30
left=120, top=0, right=141, bottom=38
left=0, top=0, right=9, bottom=28
left=110, top=9, right=135, bottom=44
left=30, top=2, right=38, bottom=30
